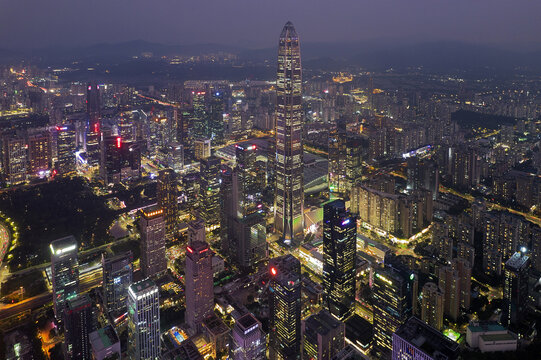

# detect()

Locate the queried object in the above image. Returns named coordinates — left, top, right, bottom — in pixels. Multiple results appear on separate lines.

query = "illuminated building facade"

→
left=302, top=309, right=345, bottom=360
left=373, top=264, right=416, bottom=358
left=269, top=254, right=302, bottom=360
left=51, top=235, right=79, bottom=319
left=138, top=206, right=166, bottom=278
left=1, top=134, right=26, bottom=184
left=64, top=294, right=93, bottom=360
left=503, top=251, right=530, bottom=330
left=199, top=155, right=221, bottom=230
left=102, top=251, right=133, bottom=318
left=195, top=138, right=212, bottom=160
left=157, top=169, right=179, bottom=240
left=274, top=21, right=304, bottom=243
left=322, top=199, right=356, bottom=320
left=127, top=279, right=161, bottom=360
left=27, top=131, right=50, bottom=175
left=420, top=282, right=444, bottom=330
left=86, top=82, right=101, bottom=165
left=230, top=313, right=266, bottom=360
left=438, top=258, right=471, bottom=322
left=185, top=241, right=214, bottom=331
left=56, top=124, right=76, bottom=174
left=329, top=118, right=347, bottom=197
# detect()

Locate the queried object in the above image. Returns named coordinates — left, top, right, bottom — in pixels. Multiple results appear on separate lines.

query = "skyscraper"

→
left=86, top=82, right=101, bottom=165
left=329, top=118, right=348, bottom=197
left=373, top=264, right=416, bottom=358
left=64, top=294, right=93, bottom=360
left=127, top=279, right=161, bottom=359
left=102, top=251, right=133, bottom=319
left=138, top=206, right=167, bottom=278
left=269, top=254, right=302, bottom=360
left=27, top=131, right=50, bottom=175
left=157, top=169, right=179, bottom=240
left=302, top=309, right=345, bottom=360
left=55, top=124, right=76, bottom=175
left=322, top=199, right=356, bottom=320
left=503, top=251, right=530, bottom=330
left=199, top=155, right=221, bottom=230
left=185, top=241, right=214, bottom=331
left=230, top=313, right=266, bottom=360
left=50, top=235, right=79, bottom=319
left=274, top=21, right=304, bottom=244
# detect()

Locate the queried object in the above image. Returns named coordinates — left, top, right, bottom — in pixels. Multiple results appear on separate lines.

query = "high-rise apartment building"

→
left=138, top=206, right=167, bottom=278
left=27, top=131, right=50, bottom=175
left=1, top=133, right=26, bottom=184
left=127, top=279, right=161, bottom=359
left=420, top=282, right=444, bottom=330
left=503, top=251, right=530, bottom=330
left=50, top=235, right=79, bottom=319
left=185, top=241, right=214, bottom=331
left=302, top=310, right=345, bottom=360
left=274, top=21, right=304, bottom=243
left=157, top=169, right=179, bottom=240
left=230, top=313, right=266, bottom=360
left=322, top=199, right=356, bottom=320
left=64, top=294, right=93, bottom=360
left=269, top=254, right=302, bottom=359
left=438, top=258, right=471, bottom=321
left=102, top=251, right=133, bottom=318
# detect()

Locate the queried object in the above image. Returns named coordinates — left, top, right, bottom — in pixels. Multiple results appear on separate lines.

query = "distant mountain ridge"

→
left=2, top=39, right=541, bottom=72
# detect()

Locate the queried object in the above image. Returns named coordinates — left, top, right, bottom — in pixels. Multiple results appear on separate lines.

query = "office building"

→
left=64, top=294, right=93, bottom=360
left=1, top=134, right=26, bottom=184
left=229, top=212, right=267, bottom=270
left=230, top=313, right=266, bottom=360
left=86, top=82, right=101, bottom=165
left=56, top=124, right=76, bottom=174
left=392, top=317, right=459, bottom=360
left=199, top=156, right=221, bottom=230
left=185, top=241, right=214, bottom=330
left=89, top=325, right=121, bottom=360
left=27, top=131, right=50, bottom=175
left=157, top=169, right=179, bottom=240
left=274, top=21, right=304, bottom=243
left=269, top=254, right=302, bottom=359
left=50, top=235, right=79, bottom=319
left=138, top=206, right=167, bottom=278
left=372, top=264, right=416, bottom=358
left=302, top=310, right=345, bottom=360
left=127, top=279, right=161, bottom=359
left=195, top=138, right=212, bottom=160
left=420, top=282, right=444, bottom=331
left=329, top=118, right=347, bottom=197
left=202, top=314, right=230, bottom=359
left=503, top=251, right=530, bottom=330
left=188, top=218, right=206, bottom=244
left=102, top=251, right=133, bottom=318
left=322, top=199, right=356, bottom=320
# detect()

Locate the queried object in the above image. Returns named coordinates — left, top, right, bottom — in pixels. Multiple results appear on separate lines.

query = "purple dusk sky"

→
left=1, top=0, right=540, bottom=49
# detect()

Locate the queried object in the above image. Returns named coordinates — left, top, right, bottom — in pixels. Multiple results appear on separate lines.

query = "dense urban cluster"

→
left=0, top=21, right=541, bottom=360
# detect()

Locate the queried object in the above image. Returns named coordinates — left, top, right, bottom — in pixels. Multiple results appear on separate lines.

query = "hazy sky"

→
left=1, top=0, right=540, bottom=49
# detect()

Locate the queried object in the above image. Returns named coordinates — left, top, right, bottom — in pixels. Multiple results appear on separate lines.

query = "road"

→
left=0, top=269, right=101, bottom=321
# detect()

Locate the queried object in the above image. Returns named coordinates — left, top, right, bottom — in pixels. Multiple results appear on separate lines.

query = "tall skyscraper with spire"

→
left=274, top=21, right=304, bottom=244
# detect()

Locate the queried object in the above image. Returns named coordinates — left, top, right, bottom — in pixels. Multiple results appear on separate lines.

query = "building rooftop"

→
left=480, top=333, right=517, bottom=342
left=395, top=317, right=459, bottom=360
left=505, top=251, right=530, bottom=271
left=345, top=314, right=373, bottom=349
left=50, top=235, right=77, bottom=256
left=304, top=310, right=343, bottom=336
left=140, top=205, right=164, bottom=219
left=236, top=313, right=260, bottom=332
left=467, top=322, right=506, bottom=333
left=202, top=314, right=230, bottom=336
left=129, top=278, right=158, bottom=296
left=89, top=325, right=119, bottom=352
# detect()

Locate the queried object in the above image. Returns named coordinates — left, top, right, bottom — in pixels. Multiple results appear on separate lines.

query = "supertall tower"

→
left=274, top=21, right=304, bottom=244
